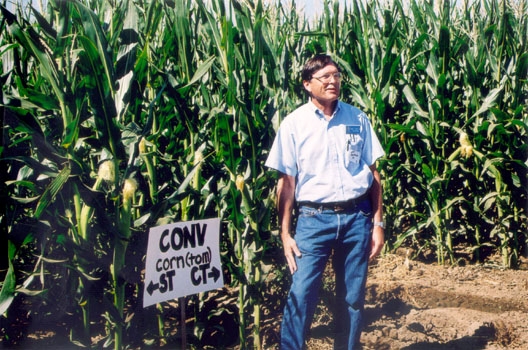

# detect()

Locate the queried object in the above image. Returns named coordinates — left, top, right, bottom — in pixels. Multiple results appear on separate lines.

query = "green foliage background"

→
left=0, top=0, right=527, bottom=348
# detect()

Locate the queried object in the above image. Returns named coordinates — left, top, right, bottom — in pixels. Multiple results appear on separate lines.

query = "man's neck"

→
left=311, top=99, right=338, bottom=119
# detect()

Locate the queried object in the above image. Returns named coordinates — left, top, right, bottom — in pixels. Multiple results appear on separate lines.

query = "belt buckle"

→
left=333, top=204, right=345, bottom=212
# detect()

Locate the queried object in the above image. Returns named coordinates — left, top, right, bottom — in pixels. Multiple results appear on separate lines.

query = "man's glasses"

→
left=311, top=72, right=342, bottom=84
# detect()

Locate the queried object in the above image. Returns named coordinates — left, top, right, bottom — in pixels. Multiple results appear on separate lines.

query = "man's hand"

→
left=368, top=164, right=384, bottom=262
left=369, top=226, right=384, bottom=262
left=282, top=233, right=302, bottom=274
left=276, top=173, right=298, bottom=273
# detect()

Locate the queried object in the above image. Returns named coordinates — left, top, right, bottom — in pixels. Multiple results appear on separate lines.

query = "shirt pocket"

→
left=344, top=134, right=364, bottom=168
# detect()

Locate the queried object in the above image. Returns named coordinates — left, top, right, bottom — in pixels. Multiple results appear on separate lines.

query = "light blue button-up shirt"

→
left=265, top=100, right=385, bottom=203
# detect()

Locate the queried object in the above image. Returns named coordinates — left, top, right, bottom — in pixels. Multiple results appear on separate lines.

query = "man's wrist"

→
left=280, top=228, right=292, bottom=236
left=373, top=221, right=385, bottom=229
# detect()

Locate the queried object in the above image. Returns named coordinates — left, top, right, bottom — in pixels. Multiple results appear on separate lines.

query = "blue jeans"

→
left=280, top=198, right=372, bottom=350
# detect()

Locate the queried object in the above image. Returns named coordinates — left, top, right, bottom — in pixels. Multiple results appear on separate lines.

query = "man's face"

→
left=303, top=64, right=341, bottom=104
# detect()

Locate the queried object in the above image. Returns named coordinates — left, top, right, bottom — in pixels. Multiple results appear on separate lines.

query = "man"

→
left=265, top=54, right=385, bottom=349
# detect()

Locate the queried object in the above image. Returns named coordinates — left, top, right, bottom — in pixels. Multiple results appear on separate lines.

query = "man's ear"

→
left=303, top=80, right=311, bottom=93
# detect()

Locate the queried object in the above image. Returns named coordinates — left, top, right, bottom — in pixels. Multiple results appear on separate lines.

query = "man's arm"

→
left=369, top=164, right=385, bottom=261
left=277, top=172, right=301, bottom=274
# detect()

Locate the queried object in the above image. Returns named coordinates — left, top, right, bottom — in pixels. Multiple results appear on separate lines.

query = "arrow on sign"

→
left=147, top=281, right=159, bottom=295
left=208, top=266, right=221, bottom=282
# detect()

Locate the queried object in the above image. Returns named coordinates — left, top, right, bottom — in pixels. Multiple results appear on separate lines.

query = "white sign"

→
left=143, top=218, right=224, bottom=307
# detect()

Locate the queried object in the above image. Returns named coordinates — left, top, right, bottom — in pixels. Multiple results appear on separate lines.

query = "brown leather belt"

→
left=297, top=192, right=370, bottom=212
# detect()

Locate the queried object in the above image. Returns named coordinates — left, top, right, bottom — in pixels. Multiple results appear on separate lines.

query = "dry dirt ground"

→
left=295, top=253, right=528, bottom=350
left=2, top=253, right=527, bottom=349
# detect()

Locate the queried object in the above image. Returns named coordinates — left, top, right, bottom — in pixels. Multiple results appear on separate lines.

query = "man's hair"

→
left=301, top=54, right=341, bottom=82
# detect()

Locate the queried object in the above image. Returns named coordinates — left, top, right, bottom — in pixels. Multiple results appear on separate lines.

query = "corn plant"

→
left=0, top=0, right=170, bottom=348
left=328, top=0, right=527, bottom=266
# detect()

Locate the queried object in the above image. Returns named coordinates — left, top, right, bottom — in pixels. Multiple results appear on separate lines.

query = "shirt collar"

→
left=308, top=100, right=342, bottom=120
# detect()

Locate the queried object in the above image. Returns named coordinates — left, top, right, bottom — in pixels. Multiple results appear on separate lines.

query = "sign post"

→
left=143, top=218, right=224, bottom=346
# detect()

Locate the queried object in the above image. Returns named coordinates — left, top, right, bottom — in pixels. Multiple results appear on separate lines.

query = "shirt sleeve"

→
left=265, top=120, right=298, bottom=177
left=362, top=116, right=385, bottom=166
